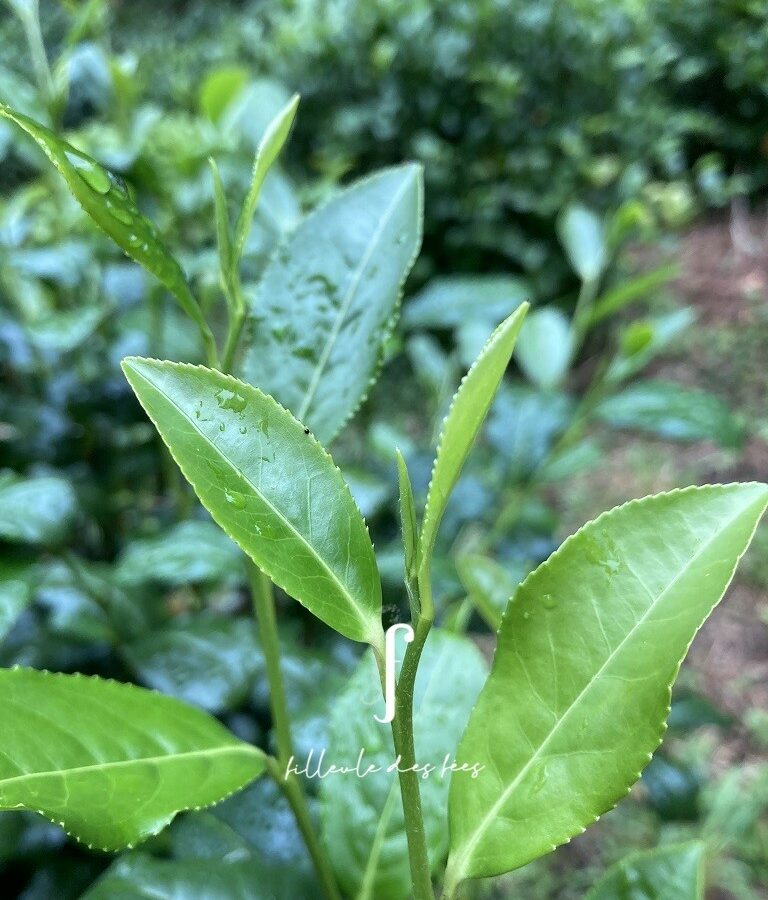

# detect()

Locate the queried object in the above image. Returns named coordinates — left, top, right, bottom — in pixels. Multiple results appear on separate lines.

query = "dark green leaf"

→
left=0, top=473, right=76, bottom=545
left=595, top=380, right=743, bottom=447
left=116, top=520, right=244, bottom=586
left=122, top=615, right=263, bottom=713
left=239, top=164, right=423, bottom=444
left=586, top=842, right=705, bottom=900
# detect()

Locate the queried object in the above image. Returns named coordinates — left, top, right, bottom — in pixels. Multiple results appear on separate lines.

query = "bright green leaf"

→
left=586, top=841, right=706, bottom=900
left=595, top=379, right=743, bottom=447
left=446, top=484, right=768, bottom=889
left=239, top=164, right=423, bottom=444
left=0, top=104, right=209, bottom=336
left=121, top=358, right=383, bottom=648
left=0, top=668, right=266, bottom=849
left=515, top=306, right=573, bottom=390
left=456, top=553, right=522, bottom=631
left=557, top=203, right=607, bottom=283
left=208, top=157, right=234, bottom=291
left=395, top=449, right=418, bottom=580
left=321, top=630, right=487, bottom=900
left=199, top=65, right=249, bottom=123
left=590, top=263, right=677, bottom=326
left=233, top=94, right=299, bottom=263
left=419, top=305, right=528, bottom=572
left=0, top=472, right=76, bottom=545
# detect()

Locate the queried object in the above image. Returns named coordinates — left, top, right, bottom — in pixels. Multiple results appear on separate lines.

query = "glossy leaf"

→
left=84, top=853, right=276, bottom=899
left=0, top=562, right=32, bottom=642
left=586, top=842, right=705, bottom=900
left=233, top=94, right=299, bottom=263
left=321, top=630, right=487, bottom=900
left=0, top=104, right=208, bottom=333
left=456, top=553, right=521, bottom=631
left=557, top=203, right=607, bottom=283
left=0, top=668, right=266, bottom=849
left=446, top=484, right=768, bottom=889
left=116, top=520, right=244, bottom=586
left=122, top=358, right=383, bottom=648
left=515, top=307, right=573, bottom=390
left=403, top=276, right=530, bottom=330
left=0, top=472, right=76, bottom=545
left=419, top=305, right=528, bottom=567
left=239, top=164, right=423, bottom=444
left=595, top=380, right=743, bottom=447
left=122, top=615, right=263, bottom=713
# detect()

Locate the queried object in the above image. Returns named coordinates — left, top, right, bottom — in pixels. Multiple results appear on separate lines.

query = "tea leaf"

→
left=122, top=615, right=264, bottom=713
left=419, top=305, right=528, bottom=571
left=320, top=630, right=487, bottom=900
left=395, top=448, right=418, bottom=581
left=84, top=854, right=271, bottom=900
left=233, top=94, right=299, bottom=263
left=446, top=484, right=768, bottom=889
left=515, top=307, right=573, bottom=390
left=595, top=380, right=743, bottom=448
left=586, top=841, right=705, bottom=900
left=122, top=358, right=383, bottom=647
left=0, top=473, right=77, bottom=546
left=0, top=104, right=210, bottom=338
left=403, top=276, right=530, bottom=330
left=116, top=520, right=244, bottom=586
left=455, top=553, right=522, bottom=631
left=557, top=203, right=607, bottom=283
left=239, top=164, right=423, bottom=444
left=0, top=668, right=266, bottom=850
left=0, top=562, right=33, bottom=642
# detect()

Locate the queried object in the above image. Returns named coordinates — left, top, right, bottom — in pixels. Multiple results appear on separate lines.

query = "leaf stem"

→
left=390, top=569, right=436, bottom=900
left=248, top=566, right=342, bottom=900
left=221, top=303, right=246, bottom=373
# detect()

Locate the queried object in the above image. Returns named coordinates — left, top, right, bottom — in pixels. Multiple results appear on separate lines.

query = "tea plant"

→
left=0, top=99, right=766, bottom=900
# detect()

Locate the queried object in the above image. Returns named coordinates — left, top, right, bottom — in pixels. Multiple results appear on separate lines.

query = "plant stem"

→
left=18, top=2, right=55, bottom=117
left=201, top=322, right=220, bottom=370
left=221, top=305, right=246, bottom=373
left=248, top=565, right=342, bottom=900
left=389, top=562, right=437, bottom=900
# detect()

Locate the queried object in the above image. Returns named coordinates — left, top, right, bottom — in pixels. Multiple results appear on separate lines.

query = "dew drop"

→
left=542, top=593, right=557, bottom=611
left=239, top=426, right=248, bottom=435
left=65, top=150, right=112, bottom=194
left=219, top=423, right=226, bottom=432
left=224, top=490, right=246, bottom=509
left=112, top=206, right=134, bottom=226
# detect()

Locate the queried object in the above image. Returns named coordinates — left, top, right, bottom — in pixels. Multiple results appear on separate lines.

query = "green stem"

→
left=390, top=566, right=436, bottom=900
left=18, top=3, right=55, bottom=116
left=248, top=566, right=342, bottom=900
left=201, top=322, right=220, bottom=370
left=221, top=305, right=246, bottom=373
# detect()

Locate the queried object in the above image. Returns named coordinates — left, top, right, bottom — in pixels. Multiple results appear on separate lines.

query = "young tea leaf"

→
left=239, top=164, right=423, bottom=444
left=514, top=306, right=573, bottom=391
left=0, top=668, right=266, bottom=850
left=446, top=483, right=768, bottom=891
left=419, top=305, right=528, bottom=573
left=557, top=203, right=607, bottom=284
left=122, top=358, right=383, bottom=648
left=0, top=104, right=210, bottom=337
left=233, top=93, right=299, bottom=263
left=585, top=841, right=705, bottom=900
left=395, top=449, right=419, bottom=579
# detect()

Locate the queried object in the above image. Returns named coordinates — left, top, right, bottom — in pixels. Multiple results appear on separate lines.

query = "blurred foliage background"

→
left=0, top=0, right=767, bottom=897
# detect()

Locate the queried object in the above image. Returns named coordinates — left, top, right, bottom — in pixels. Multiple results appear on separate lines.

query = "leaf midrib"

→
left=0, top=744, right=261, bottom=790
left=128, top=365, right=373, bottom=639
left=296, top=171, right=413, bottom=422
left=450, top=498, right=752, bottom=879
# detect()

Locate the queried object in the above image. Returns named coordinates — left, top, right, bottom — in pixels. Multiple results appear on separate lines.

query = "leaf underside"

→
left=0, top=668, right=265, bottom=850
left=446, top=483, right=768, bottom=888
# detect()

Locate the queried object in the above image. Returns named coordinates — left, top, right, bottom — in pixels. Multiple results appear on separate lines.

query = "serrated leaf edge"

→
left=447, top=482, right=768, bottom=886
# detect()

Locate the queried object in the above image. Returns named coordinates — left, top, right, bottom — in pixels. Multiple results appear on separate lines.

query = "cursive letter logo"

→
left=374, top=623, right=414, bottom=723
